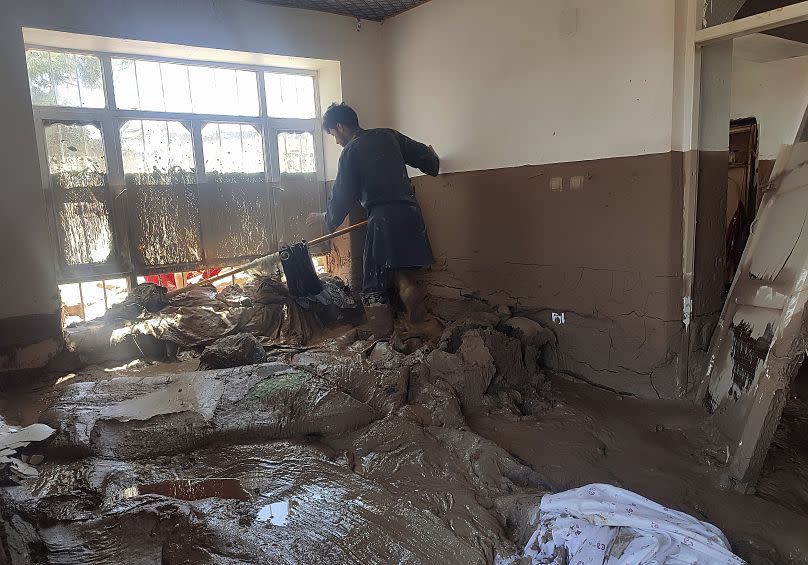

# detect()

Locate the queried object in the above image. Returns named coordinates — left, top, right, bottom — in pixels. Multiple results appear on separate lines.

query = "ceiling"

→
left=734, top=0, right=808, bottom=45
left=733, top=32, right=808, bottom=61
left=249, top=0, right=430, bottom=21
left=728, top=0, right=808, bottom=62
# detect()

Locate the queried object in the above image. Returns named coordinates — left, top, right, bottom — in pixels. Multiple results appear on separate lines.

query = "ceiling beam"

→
left=696, top=0, right=808, bottom=45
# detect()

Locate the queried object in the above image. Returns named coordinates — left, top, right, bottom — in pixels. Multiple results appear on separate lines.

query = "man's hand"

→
left=306, top=212, right=326, bottom=227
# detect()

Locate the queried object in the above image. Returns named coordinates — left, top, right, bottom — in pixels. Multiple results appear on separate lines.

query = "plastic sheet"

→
left=510, top=483, right=744, bottom=564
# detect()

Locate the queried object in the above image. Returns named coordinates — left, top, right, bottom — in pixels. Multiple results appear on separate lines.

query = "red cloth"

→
left=144, top=269, right=222, bottom=290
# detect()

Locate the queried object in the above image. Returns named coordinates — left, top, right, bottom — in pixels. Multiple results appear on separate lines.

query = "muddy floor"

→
left=2, top=312, right=808, bottom=564
left=756, top=364, right=808, bottom=519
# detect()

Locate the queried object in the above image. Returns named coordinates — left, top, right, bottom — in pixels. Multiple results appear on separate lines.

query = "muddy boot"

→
left=365, top=303, right=393, bottom=339
left=365, top=304, right=393, bottom=339
left=397, top=271, right=427, bottom=324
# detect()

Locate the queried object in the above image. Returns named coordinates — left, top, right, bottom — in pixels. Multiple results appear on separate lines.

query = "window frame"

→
left=26, top=44, right=326, bottom=284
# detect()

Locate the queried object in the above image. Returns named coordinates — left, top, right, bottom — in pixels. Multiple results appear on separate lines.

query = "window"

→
left=120, top=120, right=195, bottom=184
left=202, top=123, right=265, bottom=179
left=26, top=47, right=324, bottom=323
left=121, top=119, right=202, bottom=267
left=60, top=278, right=129, bottom=325
left=265, top=73, right=315, bottom=118
left=111, top=59, right=259, bottom=116
left=275, top=131, right=320, bottom=244
left=278, top=131, right=315, bottom=174
left=26, top=50, right=104, bottom=108
left=201, top=123, right=271, bottom=259
left=45, top=122, right=107, bottom=190
left=44, top=122, right=115, bottom=267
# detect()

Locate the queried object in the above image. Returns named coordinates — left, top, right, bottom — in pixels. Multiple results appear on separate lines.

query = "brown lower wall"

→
left=412, top=151, right=685, bottom=398
left=687, top=151, right=729, bottom=391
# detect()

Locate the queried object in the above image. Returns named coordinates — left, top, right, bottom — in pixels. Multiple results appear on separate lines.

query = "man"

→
left=307, top=103, right=439, bottom=337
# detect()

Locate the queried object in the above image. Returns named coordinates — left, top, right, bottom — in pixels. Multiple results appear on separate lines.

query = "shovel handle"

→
left=307, top=220, right=368, bottom=246
left=165, top=220, right=368, bottom=298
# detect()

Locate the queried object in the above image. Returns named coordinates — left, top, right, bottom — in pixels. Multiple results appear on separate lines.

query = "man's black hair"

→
left=323, top=103, right=360, bottom=131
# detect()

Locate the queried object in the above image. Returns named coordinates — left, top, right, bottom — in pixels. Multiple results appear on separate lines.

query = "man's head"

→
left=323, top=103, right=360, bottom=147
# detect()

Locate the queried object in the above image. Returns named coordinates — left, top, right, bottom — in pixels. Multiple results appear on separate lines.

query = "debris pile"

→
left=1, top=312, right=557, bottom=564
left=198, top=333, right=266, bottom=370
left=64, top=276, right=359, bottom=366
left=0, top=419, right=54, bottom=484
left=0, top=310, right=765, bottom=563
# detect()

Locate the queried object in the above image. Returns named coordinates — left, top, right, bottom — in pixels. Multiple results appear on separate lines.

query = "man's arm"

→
left=324, top=150, right=361, bottom=232
left=395, top=130, right=440, bottom=177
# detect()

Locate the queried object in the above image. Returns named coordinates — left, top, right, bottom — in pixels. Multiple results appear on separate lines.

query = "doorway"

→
left=690, top=0, right=808, bottom=490
left=726, top=118, right=759, bottom=294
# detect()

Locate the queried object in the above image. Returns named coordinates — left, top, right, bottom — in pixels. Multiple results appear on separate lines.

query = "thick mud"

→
left=756, top=367, right=808, bottom=519
left=1, top=312, right=807, bottom=564
left=469, top=379, right=808, bottom=563
left=1, top=314, right=552, bottom=564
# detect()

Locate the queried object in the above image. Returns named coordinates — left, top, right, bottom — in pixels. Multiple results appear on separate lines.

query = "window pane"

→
left=135, top=60, right=165, bottom=111
left=59, top=283, right=84, bottom=325
left=278, top=131, right=316, bottom=174
left=44, top=123, right=107, bottom=189
left=162, top=63, right=193, bottom=112
left=26, top=50, right=104, bottom=108
left=202, top=123, right=264, bottom=178
left=265, top=73, right=315, bottom=118
left=80, top=280, right=106, bottom=321
left=44, top=123, right=113, bottom=265
left=105, top=278, right=129, bottom=307
left=121, top=121, right=202, bottom=268
left=120, top=120, right=195, bottom=185
left=201, top=123, right=269, bottom=260
left=236, top=71, right=260, bottom=118
left=276, top=131, right=319, bottom=244
left=111, top=58, right=139, bottom=110
left=59, top=279, right=128, bottom=325
left=187, top=66, right=215, bottom=113
left=112, top=58, right=258, bottom=116
left=26, top=49, right=56, bottom=106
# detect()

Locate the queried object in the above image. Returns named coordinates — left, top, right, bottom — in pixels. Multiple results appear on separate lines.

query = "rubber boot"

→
left=397, top=272, right=426, bottom=324
left=365, top=303, right=393, bottom=339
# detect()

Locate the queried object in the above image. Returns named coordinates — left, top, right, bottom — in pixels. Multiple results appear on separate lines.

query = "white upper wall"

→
left=731, top=55, right=808, bottom=159
left=384, top=0, right=679, bottom=173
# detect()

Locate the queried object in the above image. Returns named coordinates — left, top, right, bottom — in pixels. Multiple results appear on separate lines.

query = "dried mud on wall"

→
left=412, top=152, right=685, bottom=398
left=322, top=180, right=366, bottom=291
left=688, top=151, right=730, bottom=391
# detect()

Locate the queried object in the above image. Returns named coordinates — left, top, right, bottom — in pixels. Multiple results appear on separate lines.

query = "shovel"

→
left=165, top=220, right=368, bottom=298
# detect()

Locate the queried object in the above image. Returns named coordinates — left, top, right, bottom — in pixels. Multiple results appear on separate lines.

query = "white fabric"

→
left=244, top=252, right=281, bottom=276
left=519, top=483, right=745, bottom=564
